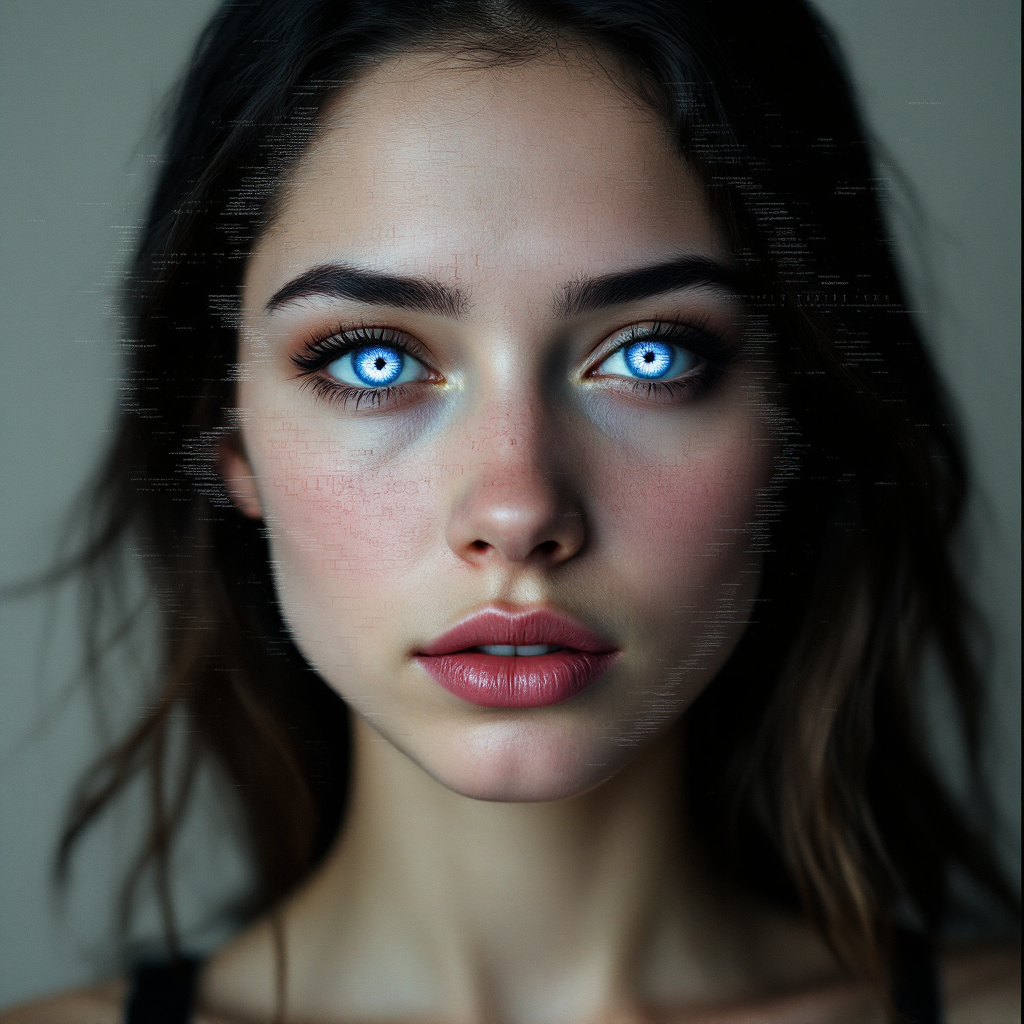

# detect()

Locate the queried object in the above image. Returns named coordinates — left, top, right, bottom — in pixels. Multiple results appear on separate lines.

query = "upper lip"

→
left=417, top=605, right=617, bottom=657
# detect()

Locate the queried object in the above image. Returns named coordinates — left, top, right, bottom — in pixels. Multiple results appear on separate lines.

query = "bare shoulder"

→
left=943, top=943, right=1021, bottom=1024
left=0, top=982, right=123, bottom=1024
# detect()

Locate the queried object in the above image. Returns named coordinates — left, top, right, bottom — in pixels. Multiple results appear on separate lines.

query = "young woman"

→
left=4, top=1, right=1019, bottom=1021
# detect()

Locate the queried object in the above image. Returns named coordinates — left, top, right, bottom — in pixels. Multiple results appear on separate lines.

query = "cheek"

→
left=595, top=419, right=773, bottom=608
left=243, top=408, right=440, bottom=645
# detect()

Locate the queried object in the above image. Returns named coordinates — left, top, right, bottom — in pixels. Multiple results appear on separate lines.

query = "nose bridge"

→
left=445, top=389, right=585, bottom=567
left=474, top=395, right=546, bottom=480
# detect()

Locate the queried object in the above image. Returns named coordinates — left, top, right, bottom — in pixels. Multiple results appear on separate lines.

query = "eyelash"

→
left=590, top=319, right=734, bottom=402
left=290, top=320, right=734, bottom=409
left=290, top=325, right=433, bottom=409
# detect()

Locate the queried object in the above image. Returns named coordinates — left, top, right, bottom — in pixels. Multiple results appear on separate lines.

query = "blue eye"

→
left=596, top=336, right=699, bottom=381
left=624, top=340, right=673, bottom=378
left=326, top=344, right=427, bottom=388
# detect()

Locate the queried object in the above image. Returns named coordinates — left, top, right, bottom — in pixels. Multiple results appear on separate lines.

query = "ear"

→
left=217, top=435, right=263, bottom=519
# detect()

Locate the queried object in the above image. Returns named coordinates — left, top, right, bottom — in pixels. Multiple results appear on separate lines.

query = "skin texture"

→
left=3, top=949, right=1020, bottom=1023
left=4, top=52, right=1019, bottom=1024
left=214, top=52, right=806, bottom=1020
left=224, top=52, right=776, bottom=807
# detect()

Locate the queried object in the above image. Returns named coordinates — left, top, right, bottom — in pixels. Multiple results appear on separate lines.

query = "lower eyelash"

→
left=300, top=366, right=717, bottom=408
left=623, top=365, right=719, bottom=401
left=298, top=375, right=401, bottom=410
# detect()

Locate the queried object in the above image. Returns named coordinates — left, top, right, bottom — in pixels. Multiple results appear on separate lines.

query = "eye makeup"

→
left=287, top=312, right=739, bottom=412
left=584, top=318, right=739, bottom=403
left=290, top=324, right=441, bottom=410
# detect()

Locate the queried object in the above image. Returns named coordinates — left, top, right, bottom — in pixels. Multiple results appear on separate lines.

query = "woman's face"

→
left=227, top=52, right=777, bottom=802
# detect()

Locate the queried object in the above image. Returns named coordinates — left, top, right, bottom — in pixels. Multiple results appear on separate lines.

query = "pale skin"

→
left=5, top=52, right=1018, bottom=1024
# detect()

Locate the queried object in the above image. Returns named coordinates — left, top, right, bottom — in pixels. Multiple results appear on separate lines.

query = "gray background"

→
left=0, top=0, right=1019, bottom=1007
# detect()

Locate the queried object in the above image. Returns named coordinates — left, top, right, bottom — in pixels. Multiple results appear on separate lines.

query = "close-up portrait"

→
left=0, top=1, right=1019, bottom=1022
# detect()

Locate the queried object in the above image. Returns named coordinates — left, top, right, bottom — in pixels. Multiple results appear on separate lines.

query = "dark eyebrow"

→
left=265, top=262, right=468, bottom=318
left=555, top=256, right=741, bottom=318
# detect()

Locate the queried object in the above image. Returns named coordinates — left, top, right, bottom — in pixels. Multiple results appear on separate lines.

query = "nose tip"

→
left=447, top=477, right=586, bottom=569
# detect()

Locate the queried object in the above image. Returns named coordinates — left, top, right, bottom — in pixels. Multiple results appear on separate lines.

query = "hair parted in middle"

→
left=56, top=0, right=1015, bottom=988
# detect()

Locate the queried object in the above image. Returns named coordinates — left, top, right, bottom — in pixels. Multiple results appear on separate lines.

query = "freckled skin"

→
left=226, top=53, right=778, bottom=803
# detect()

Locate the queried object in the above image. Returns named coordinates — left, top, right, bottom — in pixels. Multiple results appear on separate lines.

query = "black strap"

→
left=891, top=927, right=942, bottom=1024
left=124, top=958, right=201, bottom=1024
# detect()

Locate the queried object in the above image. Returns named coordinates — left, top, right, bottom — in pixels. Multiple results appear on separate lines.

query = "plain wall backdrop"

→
left=0, top=0, right=1019, bottom=1007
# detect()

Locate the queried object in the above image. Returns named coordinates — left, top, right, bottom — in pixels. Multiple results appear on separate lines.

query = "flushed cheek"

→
left=595, top=425, right=772, bottom=618
left=247, top=417, right=442, bottom=668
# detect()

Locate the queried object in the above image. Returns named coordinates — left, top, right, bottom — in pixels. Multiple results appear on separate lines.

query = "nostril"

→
left=449, top=495, right=586, bottom=567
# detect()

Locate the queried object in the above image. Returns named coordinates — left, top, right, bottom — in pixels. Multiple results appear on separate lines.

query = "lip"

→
left=415, top=606, right=618, bottom=708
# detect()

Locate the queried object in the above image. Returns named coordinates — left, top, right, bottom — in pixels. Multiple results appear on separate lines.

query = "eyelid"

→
left=290, top=324, right=436, bottom=376
left=585, top=319, right=735, bottom=376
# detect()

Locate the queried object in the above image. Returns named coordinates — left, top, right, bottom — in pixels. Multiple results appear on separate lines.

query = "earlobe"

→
left=217, top=436, right=263, bottom=519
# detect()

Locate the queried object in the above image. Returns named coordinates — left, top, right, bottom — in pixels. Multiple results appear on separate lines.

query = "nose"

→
left=445, top=414, right=586, bottom=569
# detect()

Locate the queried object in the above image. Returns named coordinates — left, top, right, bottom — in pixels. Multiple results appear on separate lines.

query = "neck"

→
left=209, top=717, right=838, bottom=1023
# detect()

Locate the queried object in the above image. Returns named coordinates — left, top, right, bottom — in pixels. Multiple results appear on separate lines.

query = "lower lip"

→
left=415, top=650, right=617, bottom=708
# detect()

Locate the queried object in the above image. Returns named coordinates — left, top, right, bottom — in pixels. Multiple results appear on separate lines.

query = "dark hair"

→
left=54, top=0, right=1016, bottom=998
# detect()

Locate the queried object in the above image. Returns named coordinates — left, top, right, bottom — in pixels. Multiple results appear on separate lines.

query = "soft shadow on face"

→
left=223, top=50, right=779, bottom=802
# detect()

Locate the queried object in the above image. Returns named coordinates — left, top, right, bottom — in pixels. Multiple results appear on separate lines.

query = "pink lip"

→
left=415, top=606, right=618, bottom=708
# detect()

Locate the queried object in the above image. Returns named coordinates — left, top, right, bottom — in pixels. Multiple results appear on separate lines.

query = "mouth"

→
left=415, top=606, right=619, bottom=708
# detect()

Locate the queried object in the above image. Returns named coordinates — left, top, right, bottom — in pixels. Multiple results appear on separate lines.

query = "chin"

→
left=406, top=716, right=635, bottom=803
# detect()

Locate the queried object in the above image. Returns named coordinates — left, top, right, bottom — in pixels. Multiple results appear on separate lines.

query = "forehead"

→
left=246, top=51, right=726, bottom=301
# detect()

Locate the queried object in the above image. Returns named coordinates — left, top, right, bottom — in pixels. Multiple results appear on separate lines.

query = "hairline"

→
left=251, top=29, right=691, bottom=265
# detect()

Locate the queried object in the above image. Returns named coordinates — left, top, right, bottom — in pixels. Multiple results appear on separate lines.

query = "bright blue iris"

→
left=624, top=340, right=674, bottom=379
left=352, top=345, right=404, bottom=386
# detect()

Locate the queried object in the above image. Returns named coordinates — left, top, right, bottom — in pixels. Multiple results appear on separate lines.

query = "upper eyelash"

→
left=290, top=318, right=735, bottom=409
left=293, top=319, right=731, bottom=375
left=596, top=317, right=736, bottom=369
left=290, top=325, right=428, bottom=375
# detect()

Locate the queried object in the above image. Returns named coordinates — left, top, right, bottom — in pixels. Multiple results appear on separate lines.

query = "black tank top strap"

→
left=891, top=926, right=943, bottom=1024
left=124, top=957, right=202, bottom=1024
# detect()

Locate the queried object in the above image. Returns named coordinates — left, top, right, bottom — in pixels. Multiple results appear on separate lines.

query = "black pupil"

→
left=375, top=357, right=387, bottom=370
left=643, top=350, right=655, bottom=362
